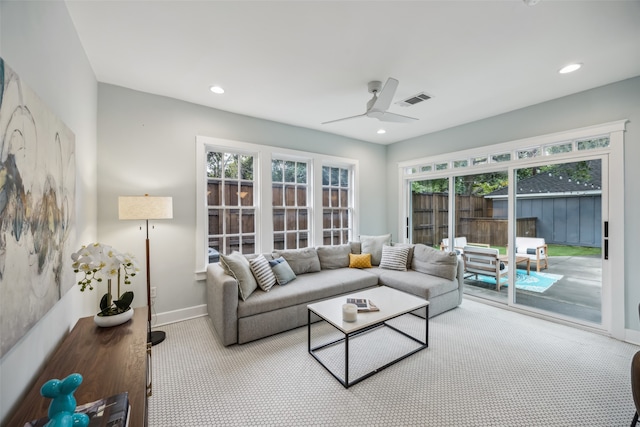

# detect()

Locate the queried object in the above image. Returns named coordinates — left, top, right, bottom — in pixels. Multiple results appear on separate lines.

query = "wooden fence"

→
left=412, top=193, right=536, bottom=247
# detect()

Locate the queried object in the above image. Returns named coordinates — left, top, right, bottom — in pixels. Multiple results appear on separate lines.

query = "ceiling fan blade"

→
left=370, top=77, right=399, bottom=112
left=367, top=111, right=418, bottom=123
left=321, top=113, right=366, bottom=125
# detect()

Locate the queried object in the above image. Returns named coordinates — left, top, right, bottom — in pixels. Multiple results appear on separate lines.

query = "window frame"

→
left=195, top=136, right=359, bottom=277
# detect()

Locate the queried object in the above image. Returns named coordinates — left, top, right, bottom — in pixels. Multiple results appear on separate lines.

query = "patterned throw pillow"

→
left=348, top=253, right=372, bottom=269
left=249, top=254, right=277, bottom=292
left=379, top=245, right=410, bottom=271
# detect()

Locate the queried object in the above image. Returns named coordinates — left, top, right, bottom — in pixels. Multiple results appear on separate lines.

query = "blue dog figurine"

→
left=39, top=373, right=89, bottom=427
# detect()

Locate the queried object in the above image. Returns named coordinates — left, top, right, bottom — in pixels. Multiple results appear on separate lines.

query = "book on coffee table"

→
left=346, top=298, right=380, bottom=312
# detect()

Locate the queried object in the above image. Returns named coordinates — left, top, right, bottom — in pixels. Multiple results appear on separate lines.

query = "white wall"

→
left=0, top=1, right=98, bottom=422
left=386, top=76, right=640, bottom=330
left=96, top=83, right=388, bottom=319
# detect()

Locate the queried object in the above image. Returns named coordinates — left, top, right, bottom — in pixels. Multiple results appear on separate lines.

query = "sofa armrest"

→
left=206, top=263, right=239, bottom=346
left=455, top=259, right=464, bottom=304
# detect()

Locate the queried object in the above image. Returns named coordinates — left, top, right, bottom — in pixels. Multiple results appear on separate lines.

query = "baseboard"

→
left=151, top=304, right=208, bottom=328
left=625, top=328, right=640, bottom=346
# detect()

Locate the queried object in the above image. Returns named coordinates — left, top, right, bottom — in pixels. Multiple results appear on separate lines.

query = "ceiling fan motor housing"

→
left=368, top=80, right=383, bottom=94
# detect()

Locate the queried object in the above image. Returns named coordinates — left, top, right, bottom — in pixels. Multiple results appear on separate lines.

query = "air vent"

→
left=396, top=92, right=431, bottom=107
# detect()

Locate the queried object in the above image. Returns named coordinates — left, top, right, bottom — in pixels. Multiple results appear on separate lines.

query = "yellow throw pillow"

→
left=349, top=253, right=372, bottom=269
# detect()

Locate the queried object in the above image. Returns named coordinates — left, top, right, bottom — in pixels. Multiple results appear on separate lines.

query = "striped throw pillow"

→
left=249, top=254, right=277, bottom=291
left=379, top=245, right=410, bottom=271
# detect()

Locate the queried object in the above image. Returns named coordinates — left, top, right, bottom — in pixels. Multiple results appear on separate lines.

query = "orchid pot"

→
left=71, top=243, right=140, bottom=326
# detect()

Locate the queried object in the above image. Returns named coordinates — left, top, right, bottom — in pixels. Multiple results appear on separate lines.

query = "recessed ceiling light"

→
left=377, top=129, right=386, bottom=134
left=209, top=85, right=225, bottom=94
left=559, top=63, right=582, bottom=74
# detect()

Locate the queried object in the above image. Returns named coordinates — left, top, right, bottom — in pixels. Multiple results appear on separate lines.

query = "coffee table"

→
left=498, top=255, right=531, bottom=275
left=307, top=286, right=429, bottom=388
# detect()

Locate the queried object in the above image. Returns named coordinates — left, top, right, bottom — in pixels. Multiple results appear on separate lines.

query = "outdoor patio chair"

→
left=440, top=237, right=490, bottom=254
left=512, top=237, right=549, bottom=272
left=462, top=245, right=508, bottom=291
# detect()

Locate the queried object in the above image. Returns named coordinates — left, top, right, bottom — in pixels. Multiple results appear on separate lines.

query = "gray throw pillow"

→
left=360, top=234, right=392, bottom=266
left=220, top=251, right=258, bottom=301
left=411, top=244, right=458, bottom=281
left=269, top=257, right=297, bottom=285
left=316, top=244, right=351, bottom=270
left=379, top=245, right=410, bottom=271
left=272, top=247, right=321, bottom=275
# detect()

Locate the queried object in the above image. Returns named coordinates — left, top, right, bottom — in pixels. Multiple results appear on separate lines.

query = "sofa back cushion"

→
left=360, top=234, right=392, bottom=266
left=316, top=244, right=351, bottom=270
left=272, top=247, right=321, bottom=275
left=411, top=244, right=458, bottom=281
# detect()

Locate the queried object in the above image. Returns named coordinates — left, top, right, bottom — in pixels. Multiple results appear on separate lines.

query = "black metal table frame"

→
left=307, top=305, right=429, bottom=388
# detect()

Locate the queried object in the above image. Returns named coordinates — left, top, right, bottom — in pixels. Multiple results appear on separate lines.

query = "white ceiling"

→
left=65, top=0, right=640, bottom=145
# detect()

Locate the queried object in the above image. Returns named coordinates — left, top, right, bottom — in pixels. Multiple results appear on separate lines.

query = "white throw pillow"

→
left=379, top=245, right=410, bottom=271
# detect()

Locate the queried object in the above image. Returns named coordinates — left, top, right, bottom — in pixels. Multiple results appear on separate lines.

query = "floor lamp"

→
left=118, top=194, right=173, bottom=346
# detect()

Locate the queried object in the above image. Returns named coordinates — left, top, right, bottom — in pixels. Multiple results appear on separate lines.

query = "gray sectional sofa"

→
left=206, top=237, right=464, bottom=346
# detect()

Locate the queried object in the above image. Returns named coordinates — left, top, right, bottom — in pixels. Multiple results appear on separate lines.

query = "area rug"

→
left=475, top=269, right=563, bottom=293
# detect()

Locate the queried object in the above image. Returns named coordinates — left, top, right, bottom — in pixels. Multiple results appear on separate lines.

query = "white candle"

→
left=342, top=303, right=358, bottom=322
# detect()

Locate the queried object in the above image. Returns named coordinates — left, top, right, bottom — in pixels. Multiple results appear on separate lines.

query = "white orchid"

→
left=71, top=243, right=140, bottom=291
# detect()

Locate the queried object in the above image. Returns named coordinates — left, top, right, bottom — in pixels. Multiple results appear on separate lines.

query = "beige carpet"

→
left=149, top=299, right=638, bottom=426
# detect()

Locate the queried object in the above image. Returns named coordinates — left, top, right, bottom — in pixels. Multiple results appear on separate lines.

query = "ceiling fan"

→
left=322, top=77, right=419, bottom=125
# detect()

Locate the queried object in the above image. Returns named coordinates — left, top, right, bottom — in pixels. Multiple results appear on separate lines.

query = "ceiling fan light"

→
left=559, top=63, right=582, bottom=74
left=209, top=85, right=225, bottom=94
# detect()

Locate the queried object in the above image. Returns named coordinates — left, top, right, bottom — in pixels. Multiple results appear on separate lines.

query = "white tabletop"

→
left=307, top=286, right=428, bottom=334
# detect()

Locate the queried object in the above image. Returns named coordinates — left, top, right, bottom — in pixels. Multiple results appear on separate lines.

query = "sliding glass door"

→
left=512, top=158, right=603, bottom=324
left=409, top=177, right=449, bottom=246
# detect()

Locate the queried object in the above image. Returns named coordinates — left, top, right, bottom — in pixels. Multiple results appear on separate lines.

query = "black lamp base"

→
left=149, top=330, right=166, bottom=346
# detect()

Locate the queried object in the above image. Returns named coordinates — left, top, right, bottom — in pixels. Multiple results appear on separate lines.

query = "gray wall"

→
left=387, top=76, right=640, bottom=329
left=96, top=84, right=388, bottom=317
left=0, top=1, right=98, bottom=421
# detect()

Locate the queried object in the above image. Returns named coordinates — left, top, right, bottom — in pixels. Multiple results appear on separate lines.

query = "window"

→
left=322, top=166, right=353, bottom=245
left=196, top=135, right=359, bottom=274
left=207, top=151, right=256, bottom=258
left=272, top=158, right=309, bottom=250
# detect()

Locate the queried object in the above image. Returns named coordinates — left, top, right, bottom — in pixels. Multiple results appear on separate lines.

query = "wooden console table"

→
left=3, top=308, right=149, bottom=427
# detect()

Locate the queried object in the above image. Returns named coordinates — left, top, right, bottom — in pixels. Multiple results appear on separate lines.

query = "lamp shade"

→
left=118, top=195, right=173, bottom=220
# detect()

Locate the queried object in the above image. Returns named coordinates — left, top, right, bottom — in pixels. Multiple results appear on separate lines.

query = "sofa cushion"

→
left=375, top=269, right=458, bottom=300
left=317, top=244, right=351, bottom=270
left=360, top=234, right=392, bottom=266
left=379, top=245, right=409, bottom=271
left=237, top=268, right=378, bottom=318
left=220, top=251, right=258, bottom=301
left=349, top=241, right=362, bottom=254
left=273, top=247, right=321, bottom=275
left=411, top=244, right=458, bottom=281
left=349, top=253, right=372, bottom=268
left=249, top=254, right=277, bottom=292
left=269, top=257, right=297, bottom=285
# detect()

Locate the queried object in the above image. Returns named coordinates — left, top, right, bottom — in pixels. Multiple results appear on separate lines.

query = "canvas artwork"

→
left=0, top=57, right=76, bottom=358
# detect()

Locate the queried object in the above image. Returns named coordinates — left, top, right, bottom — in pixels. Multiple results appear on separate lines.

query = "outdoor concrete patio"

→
left=463, top=255, right=602, bottom=324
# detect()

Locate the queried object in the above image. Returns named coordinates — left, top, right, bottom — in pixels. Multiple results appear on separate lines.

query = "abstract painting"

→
left=0, top=57, right=76, bottom=358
